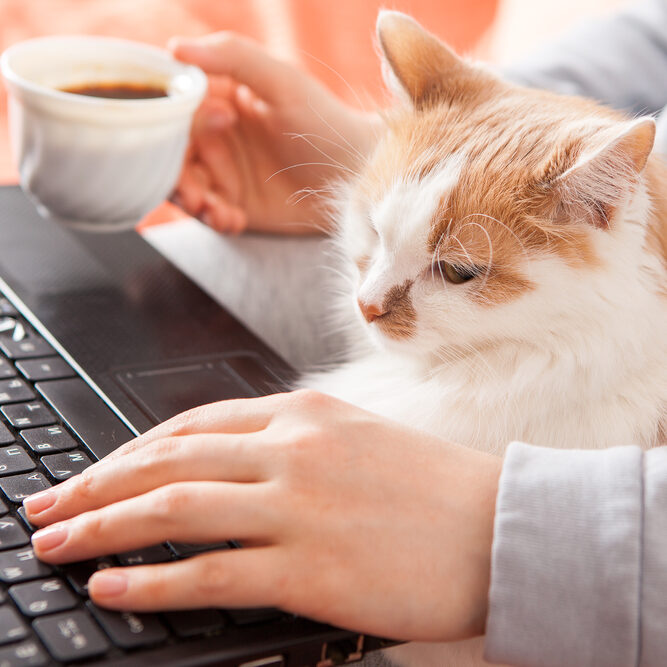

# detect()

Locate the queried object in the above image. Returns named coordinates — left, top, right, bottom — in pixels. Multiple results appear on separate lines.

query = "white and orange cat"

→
left=301, top=10, right=667, bottom=667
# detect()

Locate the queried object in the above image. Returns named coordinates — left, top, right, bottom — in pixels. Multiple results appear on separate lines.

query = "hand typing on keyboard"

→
left=22, top=391, right=501, bottom=644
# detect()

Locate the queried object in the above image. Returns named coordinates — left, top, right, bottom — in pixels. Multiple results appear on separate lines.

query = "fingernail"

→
left=236, top=84, right=252, bottom=105
left=205, top=109, right=235, bottom=130
left=167, top=36, right=185, bottom=52
left=251, top=97, right=270, bottom=116
left=23, top=490, right=56, bottom=515
left=32, top=525, right=67, bottom=551
left=170, top=40, right=206, bottom=59
left=89, top=572, right=128, bottom=598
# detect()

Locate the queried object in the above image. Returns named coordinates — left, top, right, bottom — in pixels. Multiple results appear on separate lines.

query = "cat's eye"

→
left=432, top=261, right=480, bottom=284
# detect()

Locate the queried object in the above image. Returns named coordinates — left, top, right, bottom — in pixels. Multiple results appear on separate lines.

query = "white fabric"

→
left=143, top=218, right=343, bottom=372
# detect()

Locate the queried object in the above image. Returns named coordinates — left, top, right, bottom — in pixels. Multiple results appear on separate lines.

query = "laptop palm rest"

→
left=115, top=353, right=285, bottom=424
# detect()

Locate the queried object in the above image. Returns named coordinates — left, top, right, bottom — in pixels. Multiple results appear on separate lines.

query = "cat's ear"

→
left=376, top=10, right=472, bottom=109
left=551, top=117, right=656, bottom=229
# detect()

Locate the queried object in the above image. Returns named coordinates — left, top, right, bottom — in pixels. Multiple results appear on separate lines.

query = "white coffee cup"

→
left=1, top=35, right=207, bottom=231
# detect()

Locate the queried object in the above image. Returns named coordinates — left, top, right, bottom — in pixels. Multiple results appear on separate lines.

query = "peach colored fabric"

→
left=0, top=0, right=497, bottom=225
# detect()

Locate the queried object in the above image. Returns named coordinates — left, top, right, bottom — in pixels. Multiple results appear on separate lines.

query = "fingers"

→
left=169, top=32, right=301, bottom=106
left=24, top=394, right=285, bottom=521
left=235, top=84, right=271, bottom=119
left=104, top=394, right=283, bottom=464
left=201, top=191, right=247, bottom=234
left=194, top=122, right=243, bottom=206
left=195, top=97, right=238, bottom=132
left=31, top=481, right=277, bottom=564
left=88, top=548, right=282, bottom=611
left=25, top=432, right=269, bottom=526
left=176, top=161, right=209, bottom=215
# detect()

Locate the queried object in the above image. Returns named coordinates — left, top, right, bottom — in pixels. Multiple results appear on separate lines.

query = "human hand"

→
left=24, top=390, right=500, bottom=643
left=169, top=33, right=381, bottom=235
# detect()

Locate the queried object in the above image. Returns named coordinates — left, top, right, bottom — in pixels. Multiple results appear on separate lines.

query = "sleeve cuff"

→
left=484, top=442, right=643, bottom=667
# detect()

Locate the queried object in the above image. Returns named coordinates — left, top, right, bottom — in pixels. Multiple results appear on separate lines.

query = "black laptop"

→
left=0, top=185, right=388, bottom=666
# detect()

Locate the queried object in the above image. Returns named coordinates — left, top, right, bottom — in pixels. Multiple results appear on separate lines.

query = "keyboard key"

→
left=15, top=358, right=75, bottom=382
left=0, top=358, right=16, bottom=380
left=0, top=499, right=8, bottom=516
left=0, top=446, right=35, bottom=477
left=0, top=336, right=54, bottom=361
left=62, top=558, right=115, bottom=596
left=0, top=300, right=17, bottom=318
left=168, top=541, right=233, bottom=557
left=226, top=607, right=283, bottom=626
left=0, top=548, right=53, bottom=583
left=87, top=602, right=168, bottom=649
left=41, top=450, right=92, bottom=481
left=36, top=378, right=134, bottom=460
left=0, top=318, right=22, bottom=339
left=10, top=578, right=77, bottom=617
left=0, top=639, right=49, bottom=666
left=20, top=425, right=78, bottom=455
left=0, top=472, right=51, bottom=504
left=0, top=605, right=29, bottom=645
left=0, top=518, right=30, bottom=550
left=33, top=610, right=110, bottom=662
left=0, top=380, right=34, bottom=405
left=15, top=508, right=35, bottom=533
left=163, top=609, right=225, bottom=638
left=0, top=422, right=13, bottom=446
left=1, top=403, right=56, bottom=430
left=118, top=544, right=172, bottom=566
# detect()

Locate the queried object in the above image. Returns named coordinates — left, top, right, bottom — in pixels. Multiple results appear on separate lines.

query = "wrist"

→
left=462, top=448, right=503, bottom=638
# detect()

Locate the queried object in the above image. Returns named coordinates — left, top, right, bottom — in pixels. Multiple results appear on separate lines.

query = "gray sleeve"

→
left=504, top=0, right=667, bottom=116
left=484, top=442, right=667, bottom=667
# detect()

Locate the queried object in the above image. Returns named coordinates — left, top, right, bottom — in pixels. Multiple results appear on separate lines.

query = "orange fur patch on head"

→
left=358, top=82, right=658, bottom=307
left=377, top=11, right=495, bottom=112
left=378, top=279, right=416, bottom=339
left=469, top=270, right=534, bottom=306
left=365, top=13, right=665, bottom=313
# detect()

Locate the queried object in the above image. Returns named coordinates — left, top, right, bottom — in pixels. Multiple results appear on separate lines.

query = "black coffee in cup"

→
left=61, top=82, right=168, bottom=99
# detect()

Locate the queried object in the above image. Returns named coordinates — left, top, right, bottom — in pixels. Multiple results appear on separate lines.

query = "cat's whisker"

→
left=448, top=233, right=479, bottom=272
left=430, top=221, right=453, bottom=287
left=460, top=212, right=531, bottom=264
left=457, top=222, right=494, bottom=291
left=307, top=101, right=370, bottom=163
left=298, top=49, right=375, bottom=117
left=264, top=218, right=333, bottom=235
left=286, top=132, right=366, bottom=164
left=265, top=161, right=355, bottom=183
left=283, top=132, right=358, bottom=172
left=288, top=186, right=338, bottom=207
left=318, top=263, right=356, bottom=286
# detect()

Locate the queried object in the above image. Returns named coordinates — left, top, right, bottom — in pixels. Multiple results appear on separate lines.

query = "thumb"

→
left=169, top=32, right=299, bottom=106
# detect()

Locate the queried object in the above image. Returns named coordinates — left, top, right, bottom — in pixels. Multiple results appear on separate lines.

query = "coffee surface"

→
left=61, top=82, right=168, bottom=99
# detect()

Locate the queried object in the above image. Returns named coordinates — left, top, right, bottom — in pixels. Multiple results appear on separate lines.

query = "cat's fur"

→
left=304, top=12, right=666, bottom=453
left=301, top=10, right=667, bottom=667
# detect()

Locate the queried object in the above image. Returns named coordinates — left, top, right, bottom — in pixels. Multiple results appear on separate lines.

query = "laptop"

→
left=0, top=185, right=390, bottom=666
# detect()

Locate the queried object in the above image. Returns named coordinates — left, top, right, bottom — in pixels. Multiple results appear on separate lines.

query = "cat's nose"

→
left=358, top=299, right=386, bottom=323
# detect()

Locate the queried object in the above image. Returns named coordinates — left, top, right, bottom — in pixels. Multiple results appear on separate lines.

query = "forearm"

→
left=504, top=0, right=667, bottom=116
left=485, top=442, right=667, bottom=667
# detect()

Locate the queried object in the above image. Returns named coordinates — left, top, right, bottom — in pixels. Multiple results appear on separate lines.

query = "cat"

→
left=300, top=9, right=667, bottom=667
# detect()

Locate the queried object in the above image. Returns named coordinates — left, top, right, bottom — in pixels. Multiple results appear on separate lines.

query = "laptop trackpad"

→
left=115, top=356, right=265, bottom=424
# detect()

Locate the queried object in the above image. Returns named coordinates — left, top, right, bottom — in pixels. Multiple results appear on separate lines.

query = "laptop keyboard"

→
left=0, top=296, right=284, bottom=665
